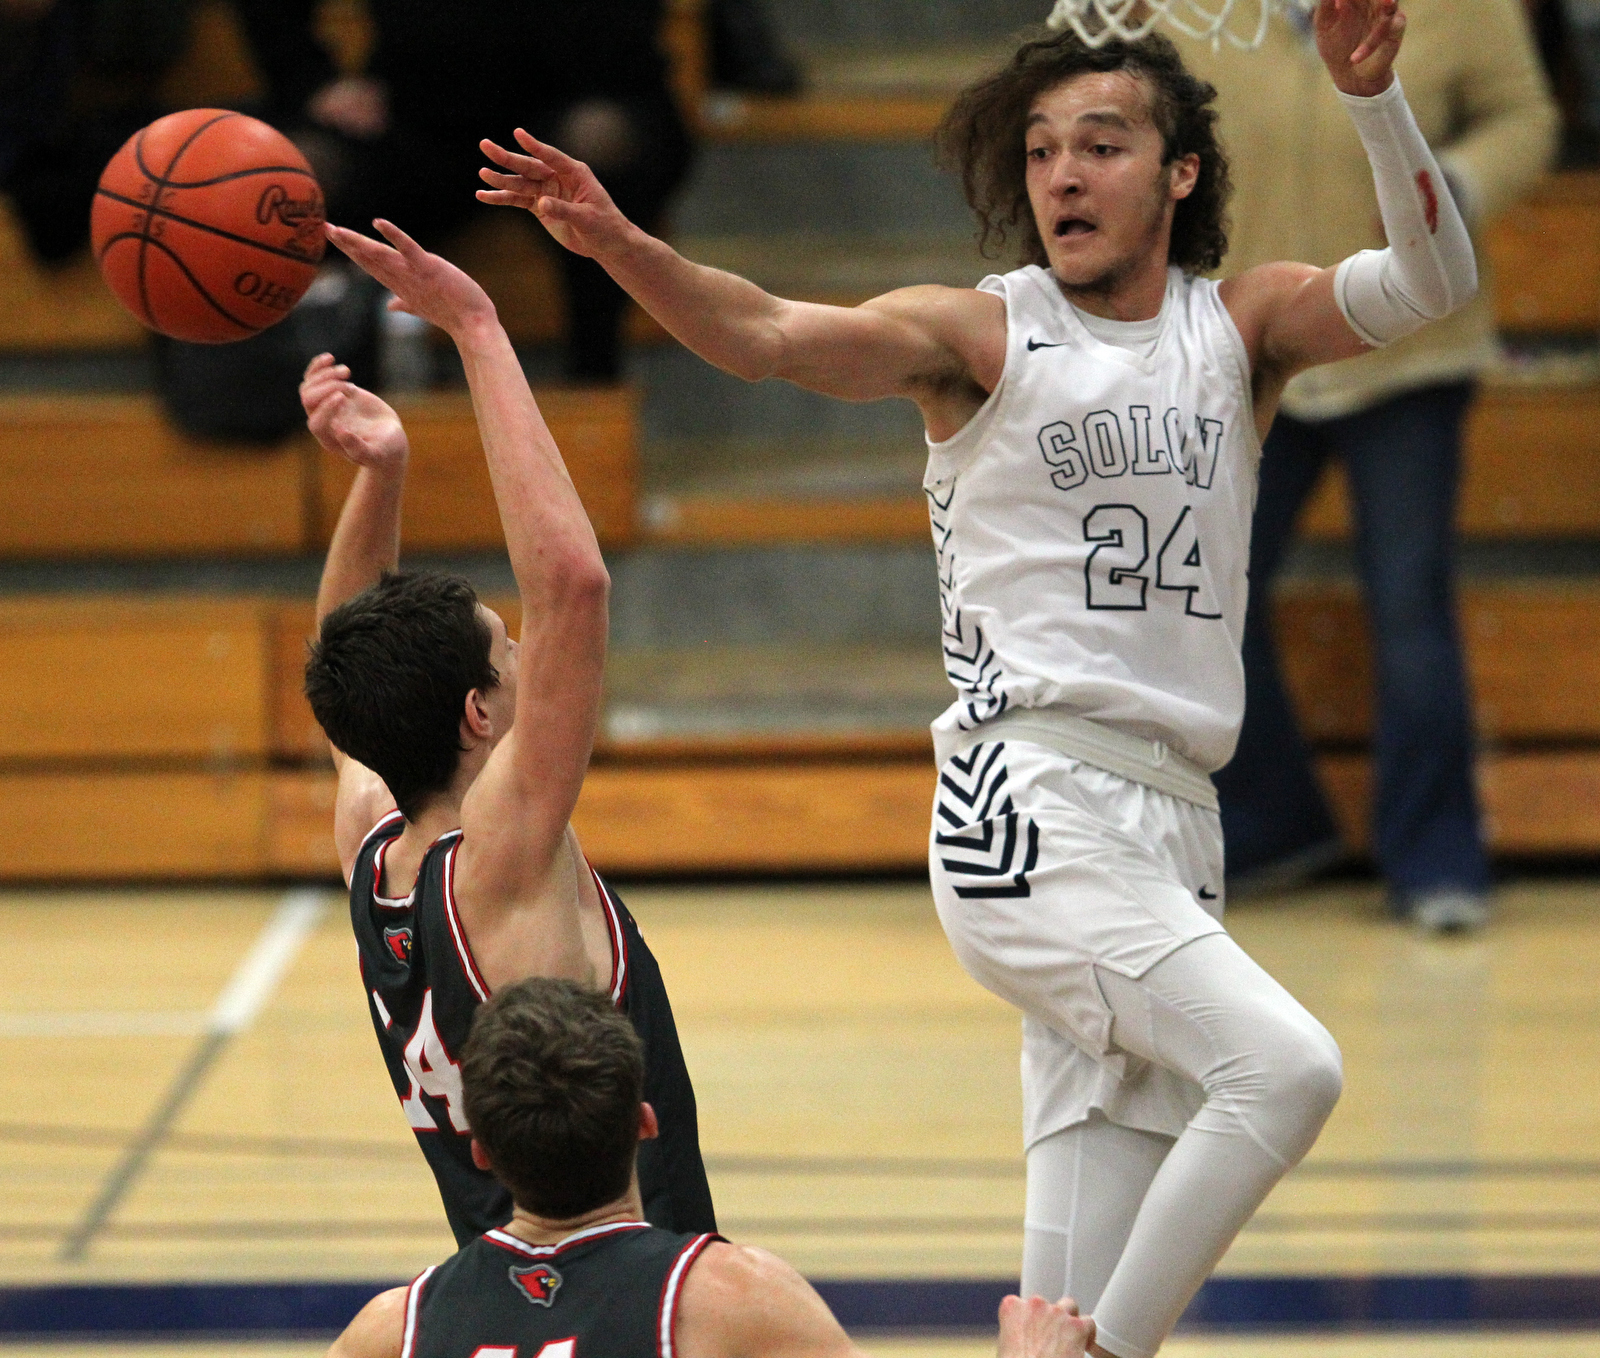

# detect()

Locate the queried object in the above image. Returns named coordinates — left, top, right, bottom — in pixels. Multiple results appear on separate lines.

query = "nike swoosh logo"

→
left=1198, top=887, right=1218, bottom=900
left=1027, top=338, right=1067, bottom=351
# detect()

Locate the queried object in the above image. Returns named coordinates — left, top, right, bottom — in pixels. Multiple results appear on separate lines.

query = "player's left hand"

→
left=1316, top=0, right=1405, bottom=98
left=326, top=219, right=498, bottom=341
left=996, top=1295, right=1097, bottom=1358
left=299, top=352, right=408, bottom=472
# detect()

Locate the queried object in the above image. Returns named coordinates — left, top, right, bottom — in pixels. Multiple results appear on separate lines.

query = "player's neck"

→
left=1050, top=234, right=1172, bottom=322
left=1054, top=258, right=1169, bottom=322
left=501, top=1191, right=647, bottom=1246
left=399, top=798, right=464, bottom=849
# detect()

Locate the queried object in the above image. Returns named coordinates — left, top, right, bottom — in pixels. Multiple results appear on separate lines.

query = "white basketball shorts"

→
left=928, top=738, right=1228, bottom=1147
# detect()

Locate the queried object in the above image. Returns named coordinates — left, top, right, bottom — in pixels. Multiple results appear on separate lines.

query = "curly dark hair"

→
left=937, top=26, right=1231, bottom=274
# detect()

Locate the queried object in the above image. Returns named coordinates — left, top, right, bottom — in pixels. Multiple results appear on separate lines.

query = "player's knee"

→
left=1262, top=1020, right=1343, bottom=1156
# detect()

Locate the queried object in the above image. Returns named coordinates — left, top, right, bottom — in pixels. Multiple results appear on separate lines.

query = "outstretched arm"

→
left=477, top=135, right=1002, bottom=432
left=1223, top=0, right=1477, bottom=403
left=302, top=351, right=408, bottom=878
left=327, top=222, right=609, bottom=969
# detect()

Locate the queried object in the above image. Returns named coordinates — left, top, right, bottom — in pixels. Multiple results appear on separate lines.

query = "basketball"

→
left=90, top=108, right=327, bottom=344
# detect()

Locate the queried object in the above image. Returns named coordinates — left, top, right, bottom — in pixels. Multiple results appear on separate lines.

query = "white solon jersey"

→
left=926, top=265, right=1262, bottom=773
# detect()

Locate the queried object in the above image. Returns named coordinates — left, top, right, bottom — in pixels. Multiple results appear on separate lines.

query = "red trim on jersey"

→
left=359, top=807, right=406, bottom=854
left=371, top=833, right=417, bottom=911
left=588, top=862, right=628, bottom=1005
left=483, top=1220, right=652, bottom=1259
left=442, top=838, right=492, bottom=1002
left=399, top=1264, right=437, bottom=1358
left=657, top=1233, right=718, bottom=1358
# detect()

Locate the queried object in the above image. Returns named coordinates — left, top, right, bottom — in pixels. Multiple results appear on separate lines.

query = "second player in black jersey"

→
left=328, top=977, right=1094, bottom=1358
left=351, top=813, right=714, bottom=1243
left=300, top=218, right=713, bottom=1250
left=404, top=1220, right=719, bottom=1358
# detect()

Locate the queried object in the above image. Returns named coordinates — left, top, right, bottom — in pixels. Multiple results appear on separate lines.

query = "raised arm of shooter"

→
left=301, top=349, right=410, bottom=866
left=476, top=135, right=1001, bottom=436
left=326, top=221, right=610, bottom=966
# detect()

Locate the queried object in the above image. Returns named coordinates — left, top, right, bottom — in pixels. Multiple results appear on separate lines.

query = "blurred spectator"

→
left=232, top=0, right=695, bottom=383
left=1180, top=0, right=1559, bottom=932
left=0, top=0, right=190, bottom=264
left=710, top=0, right=802, bottom=94
left=1554, top=0, right=1600, bottom=157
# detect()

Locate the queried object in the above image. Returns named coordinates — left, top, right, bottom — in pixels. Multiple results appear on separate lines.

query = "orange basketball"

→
left=91, top=109, right=327, bottom=344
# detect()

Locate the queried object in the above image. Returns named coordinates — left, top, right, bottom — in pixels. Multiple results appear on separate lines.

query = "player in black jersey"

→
left=326, top=977, right=1095, bottom=1358
left=300, top=217, right=713, bottom=1244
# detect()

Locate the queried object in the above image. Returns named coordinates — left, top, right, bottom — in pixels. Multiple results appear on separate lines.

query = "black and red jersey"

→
left=350, top=812, right=716, bottom=1245
left=402, top=1220, right=721, bottom=1358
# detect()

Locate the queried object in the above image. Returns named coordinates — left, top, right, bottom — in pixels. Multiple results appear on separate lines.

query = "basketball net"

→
left=1046, top=0, right=1318, bottom=50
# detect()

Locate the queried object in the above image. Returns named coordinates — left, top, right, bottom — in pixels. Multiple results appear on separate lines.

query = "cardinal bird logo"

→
left=382, top=926, right=413, bottom=965
left=509, top=1263, right=562, bottom=1306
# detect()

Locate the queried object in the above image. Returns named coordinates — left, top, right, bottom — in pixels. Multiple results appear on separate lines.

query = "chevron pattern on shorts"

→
left=935, top=742, right=1040, bottom=898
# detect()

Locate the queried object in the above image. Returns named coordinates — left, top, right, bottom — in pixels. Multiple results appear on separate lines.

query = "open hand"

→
left=477, top=130, right=631, bottom=259
left=300, top=352, right=408, bottom=471
left=1316, top=0, right=1405, bottom=96
left=997, top=1295, right=1097, bottom=1358
left=325, top=219, right=496, bottom=340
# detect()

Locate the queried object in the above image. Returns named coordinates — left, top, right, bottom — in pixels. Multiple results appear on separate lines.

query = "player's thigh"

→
left=929, top=741, right=1224, bottom=1061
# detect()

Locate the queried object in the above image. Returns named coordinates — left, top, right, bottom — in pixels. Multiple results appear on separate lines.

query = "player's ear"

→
left=470, top=1137, right=493, bottom=1171
left=638, top=1103, right=660, bottom=1142
left=1170, top=152, right=1200, bottom=201
left=462, top=688, right=494, bottom=742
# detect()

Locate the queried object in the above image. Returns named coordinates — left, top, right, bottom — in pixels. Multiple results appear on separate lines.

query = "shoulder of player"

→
left=858, top=284, right=1006, bottom=397
left=675, top=1242, right=858, bottom=1358
left=335, top=763, right=399, bottom=885
left=1218, top=262, right=1325, bottom=359
left=326, top=1284, right=408, bottom=1358
left=860, top=283, right=1003, bottom=336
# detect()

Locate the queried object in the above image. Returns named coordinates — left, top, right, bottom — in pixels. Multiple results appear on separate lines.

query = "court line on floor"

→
left=8, top=1122, right=1600, bottom=1179
left=7, top=1274, right=1600, bottom=1337
left=0, top=1012, right=207, bottom=1038
left=14, top=1208, right=1600, bottom=1246
left=55, top=889, right=328, bottom=1264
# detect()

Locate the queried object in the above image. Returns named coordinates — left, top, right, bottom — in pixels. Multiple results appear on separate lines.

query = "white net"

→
left=1046, top=0, right=1318, bottom=50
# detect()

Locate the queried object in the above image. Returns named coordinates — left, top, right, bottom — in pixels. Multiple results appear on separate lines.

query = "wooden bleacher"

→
left=0, top=388, right=637, bottom=555
left=0, top=581, right=1588, bottom=878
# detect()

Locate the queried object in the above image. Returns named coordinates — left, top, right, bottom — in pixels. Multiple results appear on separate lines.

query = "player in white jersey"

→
left=473, top=3, right=1476, bottom=1354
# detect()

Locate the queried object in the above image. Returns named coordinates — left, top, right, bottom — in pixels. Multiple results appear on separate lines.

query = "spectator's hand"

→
left=1316, top=0, right=1406, bottom=96
left=327, top=220, right=497, bottom=341
left=996, top=1295, right=1097, bottom=1358
left=300, top=353, right=408, bottom=472
left=309, top=76, right=389, bottom=140
left=477, top=130, right=632, bottom=259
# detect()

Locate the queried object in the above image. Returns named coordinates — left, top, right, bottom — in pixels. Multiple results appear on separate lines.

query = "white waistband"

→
left=933, top=708, right=1219, bottom=812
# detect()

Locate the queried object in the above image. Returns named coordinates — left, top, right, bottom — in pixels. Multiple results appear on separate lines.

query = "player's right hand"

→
left=476, top=130, right=628, bottom=259
left=996, top=1295, right=1097, bottom=1358
left=299, top=352, right=408, bottom=473
left=327, top=219, right=498, bottom=341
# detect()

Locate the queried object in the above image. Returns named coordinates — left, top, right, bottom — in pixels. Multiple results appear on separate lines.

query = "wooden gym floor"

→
left=2, top=876, right=1598, bottom=1351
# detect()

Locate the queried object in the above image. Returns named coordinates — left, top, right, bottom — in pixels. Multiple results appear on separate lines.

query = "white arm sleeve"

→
left=1334, top=77, right=1479, bottom=348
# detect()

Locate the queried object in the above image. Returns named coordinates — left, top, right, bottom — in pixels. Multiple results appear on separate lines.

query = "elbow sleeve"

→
left=1334, top=78, right=1479, bottom=348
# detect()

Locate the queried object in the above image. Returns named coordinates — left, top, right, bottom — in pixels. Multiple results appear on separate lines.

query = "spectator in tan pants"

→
left=1177, top=0, right=1558, bottom=930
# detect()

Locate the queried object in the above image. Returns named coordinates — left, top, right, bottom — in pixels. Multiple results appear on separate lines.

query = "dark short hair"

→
left=937, top=26, right=1231, bottom=274
left=462, top=977, right=644, bottom=1219
left=304, top=571, right=497, bottom=820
